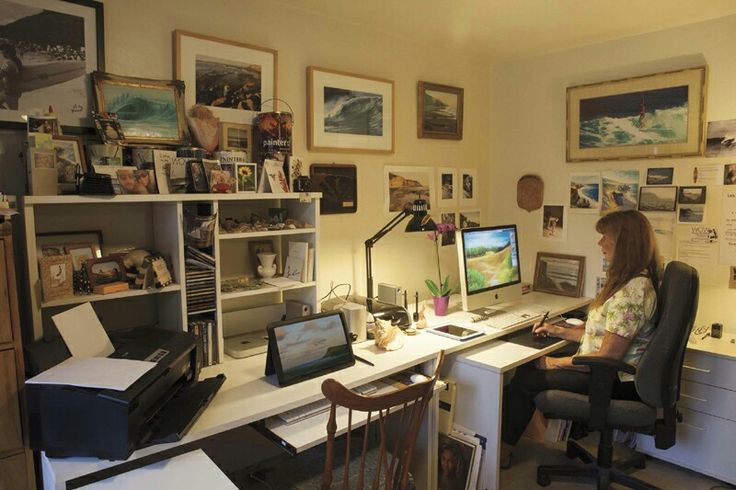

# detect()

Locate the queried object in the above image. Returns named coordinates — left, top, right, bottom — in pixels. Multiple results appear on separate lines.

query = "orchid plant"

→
left=425, top=223, right=457, bottom=297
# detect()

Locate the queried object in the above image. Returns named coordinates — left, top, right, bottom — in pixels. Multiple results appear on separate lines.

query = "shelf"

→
left=41, top=284, right=182, bottom=308
left=23, top=193, right=322, bottom=205
left=219, top=228, right=317, bottom=240
left=221, top=281, right=316, bottom=300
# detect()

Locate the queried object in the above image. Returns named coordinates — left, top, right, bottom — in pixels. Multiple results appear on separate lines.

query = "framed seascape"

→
left=0, top=0, right=104, bottom=128
left=567, top=67, right=706, bottom=161
left=307, top=66, right=394, bottom=153
left=309, top=163, right=357, bottom=215
left=174, top=30, right=277, bottom=124
left=533, top=252, right=585, bottom=298
left=92, top=71, right=189, bottom=146
left=417, top=81, right=463, bottom=140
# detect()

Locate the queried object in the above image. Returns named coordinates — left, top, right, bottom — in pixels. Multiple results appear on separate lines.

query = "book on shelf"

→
left=287, top=241, right=309, bottom=282
left=306, top=247, right=314, bottom=282
left=188, top=318, right=217, bottom=366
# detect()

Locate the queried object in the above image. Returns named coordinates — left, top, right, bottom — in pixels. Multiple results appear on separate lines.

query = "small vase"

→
left=257, top=253, right=277, bottom=278
left=433, top=295, right=450, bottom=316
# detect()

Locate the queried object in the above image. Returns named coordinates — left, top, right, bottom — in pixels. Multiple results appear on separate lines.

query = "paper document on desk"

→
left=52, top=302, right=114, bottom=358
left=26, top=357, right=156, bottom=391
left=263, top=276, right=302, bottom=288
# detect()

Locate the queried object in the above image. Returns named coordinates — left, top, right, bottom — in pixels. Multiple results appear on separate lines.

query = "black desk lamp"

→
left=364, top=199, right=436, bottom=311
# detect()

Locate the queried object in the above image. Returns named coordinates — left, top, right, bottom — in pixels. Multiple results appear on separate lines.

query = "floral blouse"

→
left=576, top=275, right=657, bottom=382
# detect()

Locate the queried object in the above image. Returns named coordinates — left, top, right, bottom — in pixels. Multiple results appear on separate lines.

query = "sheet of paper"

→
left=263, top=276, right=302, bottom=288
left=79, top=449, right=237, bottom=489
left=52, top=303, right=114, bottom=358
left=720, top=188, right=736, bottom=265
left=691, top=164, right=722, bottom=185
left=26, top=357, right=156, bottom=391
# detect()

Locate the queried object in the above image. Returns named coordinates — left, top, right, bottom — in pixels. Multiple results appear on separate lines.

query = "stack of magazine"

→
left=185, top=246, right=215, bottom=314
left=188, top=318, right=216, bottom=366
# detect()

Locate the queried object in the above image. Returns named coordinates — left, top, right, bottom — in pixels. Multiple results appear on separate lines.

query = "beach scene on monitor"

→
left=275, top=316, right=351, bottom=377
left=579, top=85, right=688, bottom=148
left=463, top=228, right=520, bottom=293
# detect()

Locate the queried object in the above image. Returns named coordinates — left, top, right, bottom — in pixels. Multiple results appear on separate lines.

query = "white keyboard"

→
left=277, top=382, right=378, bottom=425
left=472, top=308, right=542, bottom=330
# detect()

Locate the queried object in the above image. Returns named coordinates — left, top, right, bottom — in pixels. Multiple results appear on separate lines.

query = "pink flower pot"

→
left=433, top=295, right=450, bottom=316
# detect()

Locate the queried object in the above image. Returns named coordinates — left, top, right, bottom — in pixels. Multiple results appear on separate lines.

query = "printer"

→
left=26, top=327, right=225, bottom=460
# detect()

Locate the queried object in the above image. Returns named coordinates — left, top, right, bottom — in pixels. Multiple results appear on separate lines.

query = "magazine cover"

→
left=254, top=111, right=293, bottom=163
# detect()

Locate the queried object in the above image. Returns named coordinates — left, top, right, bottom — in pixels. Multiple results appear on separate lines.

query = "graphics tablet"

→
left=265, top=311, right=355, bottom=387
left=428, top=324, right=484, bottom=341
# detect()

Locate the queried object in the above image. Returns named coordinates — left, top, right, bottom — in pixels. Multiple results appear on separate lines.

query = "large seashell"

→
left=374, top=318, right=405, bottom=351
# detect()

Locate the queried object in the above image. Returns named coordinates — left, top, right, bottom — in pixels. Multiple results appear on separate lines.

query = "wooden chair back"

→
left=320, top=350, right=445, bottom=490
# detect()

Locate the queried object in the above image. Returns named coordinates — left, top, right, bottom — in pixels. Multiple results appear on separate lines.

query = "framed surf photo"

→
left=307, top=66, right=394, bottom=154
left=566, top=67, right=706, bottom=161
left=0, top=0, right=105, bottom=129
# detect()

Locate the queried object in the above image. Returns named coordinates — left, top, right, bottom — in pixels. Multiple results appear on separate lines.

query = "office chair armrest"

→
left=572, top=356, right=637, bottom=430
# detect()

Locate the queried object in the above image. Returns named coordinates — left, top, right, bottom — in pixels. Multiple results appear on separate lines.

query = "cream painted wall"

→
left=100, top=0, right=489, bottom=302
left=489, top=14, right=736, bottom=332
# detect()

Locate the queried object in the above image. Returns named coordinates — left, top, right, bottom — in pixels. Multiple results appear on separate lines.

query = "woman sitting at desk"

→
left=500, top=210, right=661, bottom=469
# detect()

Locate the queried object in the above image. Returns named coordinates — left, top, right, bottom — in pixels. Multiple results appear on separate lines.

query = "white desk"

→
left=41, top=292, right=590, bottom=490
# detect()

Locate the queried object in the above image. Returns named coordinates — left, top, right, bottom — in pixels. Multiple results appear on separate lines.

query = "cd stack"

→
left=185, top=246, right=216, bottom=314
left=188, top=318, right=216, bottom=366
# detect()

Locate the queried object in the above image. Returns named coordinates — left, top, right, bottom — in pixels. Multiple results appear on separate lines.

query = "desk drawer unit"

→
left=681, top=350, right=736, bottom=391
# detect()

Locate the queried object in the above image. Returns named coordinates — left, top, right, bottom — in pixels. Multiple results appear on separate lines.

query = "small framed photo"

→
left=219, top=122, right=252, bottom=153
left=646, top=167, right=674, bottom=185
left=116, top=167, right=157, bottom=194
left=248, top=240, right=274, bottom=273
left=437, top=167, right=457, bottom=207
left=310, top=163, right=357, bottom=214
left=638, top=186, right=677, bottom=212
left=39, top=254, right=74, bottom=302
left=458, top=210, right=481, bottom=229
left=52, top=135, right=86, bottom=190
left=677, top=186, right=706, bottom=205
left=418, top=81, right=464, bottom=140
left=188, top=160, right=209, bottom=193
left=85, top=256, right=126, bottom=287
left=27, top=115, right=60, bottom=135
left=93, top=112, right=126, bottom=144
left=36, top=231, right=103, bottom=262
left=65, top=245, right=97, bottom=272
left=459, top=168, right=477, bottom=206
left=533, top=252, right=585, bottom=298
left=236, top=162, right=257, bottom=193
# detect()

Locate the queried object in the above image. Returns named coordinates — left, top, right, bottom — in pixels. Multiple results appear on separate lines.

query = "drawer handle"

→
left=682, top=364, right=711, bottom=374
left=680, top=393, right=707, bottom=403
left=681, top=422, right=705, bottom=431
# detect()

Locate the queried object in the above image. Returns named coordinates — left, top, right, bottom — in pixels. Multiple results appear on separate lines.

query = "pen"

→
left=534, top=311, right=550, bottom=335
left=355, top=355, right=375, bottom=367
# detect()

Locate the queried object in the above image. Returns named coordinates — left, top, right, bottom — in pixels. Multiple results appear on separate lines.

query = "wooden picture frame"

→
left=39, top=254, right=74, bottom=302
left=219, top=122, right=252, bottom=153
left=92, top=71, right=190, bottom=146
left=309, top=163, right=357, bottom=214
left=307, top=66, right=394, bottom=153
left=174, top=30, right=278, bottom=124
left=417, top=81, right=464, bottom=140
left=36, top=230, right=103, bottom=261
left=0, top=0, right=105, bottom=129
left=533, top=252, right=585, bottom=298
left=567, top=67, right=706, bottom=161
left=84, top=256, right=125, bottom=287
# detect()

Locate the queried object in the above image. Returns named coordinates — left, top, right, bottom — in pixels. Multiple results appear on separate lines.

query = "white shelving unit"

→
left=22, top=193, right=321, bottom=365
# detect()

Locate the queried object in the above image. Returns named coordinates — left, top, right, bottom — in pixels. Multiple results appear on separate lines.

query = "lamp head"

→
left=405, top=199, right=437, bottom=232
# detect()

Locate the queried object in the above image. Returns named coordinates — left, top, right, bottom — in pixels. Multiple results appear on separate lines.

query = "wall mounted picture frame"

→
left=0, top=0, right=105, bottom=129
left=638, top=186, right=677, bottom=212
left=39, top=254, right=74, bottom=302
left=567, top=67, right=706, bottom=161
left=383, top=165, right=433, bottom=214
left=646, top=167, right=674, bottom=185
left=459, top=168, right=477, bottom=206
left=533, top=252, right=585, bottom=298
left=678, top=186, right=706, bottom=205
left=437, top=167, right=457, bottom=207
left=309, top=163, right=357, bottom=214
left=417, top=81, right=464, bottom=140
left=174, top=30, right=277, bottom=124
left=307, top=66, right=394, bottom=154
left=219, top=122, right=252, bottom=153
left=92, top=71, right=190, bottom=146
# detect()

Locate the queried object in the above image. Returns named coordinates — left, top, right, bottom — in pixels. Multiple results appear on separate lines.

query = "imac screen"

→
left=461, top=225, right=521, bottom=294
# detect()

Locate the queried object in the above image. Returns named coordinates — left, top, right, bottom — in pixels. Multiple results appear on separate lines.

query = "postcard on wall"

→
left=645, top=167, right=673, bottom=185
left=383, top=165, right=433, bottom=214
left=691, top=164, right=721, bottom=185
left=459, top=168, right=477, bottom=206
left=678, top=204, right=705, bottom=224
left=643, top=213, right=676, bottom=263
left=638, top=186, right=677, bottom=212
left=440, top=212, right=456, bottom=246
left=601, top=170, right=640, bottom=215
left=719, top=188, right=736, bottom=265
left=706, top=119, right=736, bottom=157
left=458, top=210, right=480, bottom=229
left=724, top=164, right=736, bottom=185
left=438, top=167, right=457, bottom=207
left=542, top=204, right=566, bottom=241
left=569, top=172, right=599, bottom=212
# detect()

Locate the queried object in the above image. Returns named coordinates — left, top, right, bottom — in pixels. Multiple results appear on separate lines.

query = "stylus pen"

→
left=534, top=311, right=550, bottom=335
left=355, top=355, right=375, bottom=367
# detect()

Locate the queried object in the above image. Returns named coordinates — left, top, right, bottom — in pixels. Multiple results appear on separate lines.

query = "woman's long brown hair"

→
left=591, top=210, right=662, bottom=309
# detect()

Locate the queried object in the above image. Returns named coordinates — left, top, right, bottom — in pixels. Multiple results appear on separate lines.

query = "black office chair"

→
left=534, top=261, right=699, bottom=489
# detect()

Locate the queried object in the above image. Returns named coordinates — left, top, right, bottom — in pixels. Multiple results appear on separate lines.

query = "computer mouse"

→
left=565, top=318, right=584, bottom=327
left=410, top=373, right=429, bottom=384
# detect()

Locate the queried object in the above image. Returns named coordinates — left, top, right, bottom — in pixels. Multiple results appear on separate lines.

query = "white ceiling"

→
left=275, top=0, right=736, bottom=62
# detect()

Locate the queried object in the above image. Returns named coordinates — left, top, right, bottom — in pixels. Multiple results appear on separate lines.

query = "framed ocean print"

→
left=566, top=67, right=706, bottom=161
left=383, top=165, right=433, bottom=214
left=174, top=30, right=277, bottom=124
left=533, top=252, right=585, bottom=297
left=437, top=167, right=457, bottom=207
left=92, top=71, right=189, bottom=146
left=0, top=0, right=104, bottom=129
left=417, top=81, right=464, bottom=140
left=307, top=66, right=394, bottom=153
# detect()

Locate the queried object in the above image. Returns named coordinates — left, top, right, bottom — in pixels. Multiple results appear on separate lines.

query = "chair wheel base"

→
left=537, top=473, right=551, bottom=486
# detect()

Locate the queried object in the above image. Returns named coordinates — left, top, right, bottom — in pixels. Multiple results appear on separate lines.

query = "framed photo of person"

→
left=533, top=252, right=585, bottom=297
left=187, top=160, right=209, bottom=193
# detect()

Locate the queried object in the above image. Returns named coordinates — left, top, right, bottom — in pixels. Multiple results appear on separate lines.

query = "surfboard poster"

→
left=0, top=0, right=103, bottom=128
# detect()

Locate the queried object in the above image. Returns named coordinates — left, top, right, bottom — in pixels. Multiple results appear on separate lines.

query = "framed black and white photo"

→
left=0, top=0, right=104, bottom=128
left=459, top=168, right=477, bottom=206
left=437, top=167, right=457, bottom=207
left=175, top=30, right=277, bottom=124
left=309, top=163, right=357, bottom=214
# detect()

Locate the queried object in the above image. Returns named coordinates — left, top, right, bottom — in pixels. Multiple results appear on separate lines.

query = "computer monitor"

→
left=456, top=224, right=522, bottom=311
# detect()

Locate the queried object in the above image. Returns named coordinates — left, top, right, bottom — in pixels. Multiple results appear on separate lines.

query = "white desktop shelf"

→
left=41, top=284, right=182, bottom=308
left=23, top=193, right=322, bottom=205
left=219, top=228, right=316, bottom=240
left=220, top=282, right=316, bottom=301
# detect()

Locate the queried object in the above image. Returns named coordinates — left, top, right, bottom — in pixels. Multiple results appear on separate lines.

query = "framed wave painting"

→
left=566, top=67, right=706, bottom=161
left=307, top=66, right=394, bottom=153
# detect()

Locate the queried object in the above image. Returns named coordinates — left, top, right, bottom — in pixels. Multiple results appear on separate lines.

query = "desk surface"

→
left=42, top=292, right=591, bottom=488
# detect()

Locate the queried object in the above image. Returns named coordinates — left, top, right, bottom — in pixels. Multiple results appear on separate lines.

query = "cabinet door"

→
left=0, top=349, right=23, bottom=455
left=0, top=241, right=12, bottom=345
left=0, top=452, right=30, bottom=490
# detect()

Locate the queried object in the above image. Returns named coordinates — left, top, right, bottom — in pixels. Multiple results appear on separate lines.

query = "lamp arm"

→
left=365, top=208, right=412, bottom=301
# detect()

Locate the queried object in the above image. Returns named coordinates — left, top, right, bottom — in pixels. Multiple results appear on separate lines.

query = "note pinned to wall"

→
left=719, top=188, right=736, bottom=265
